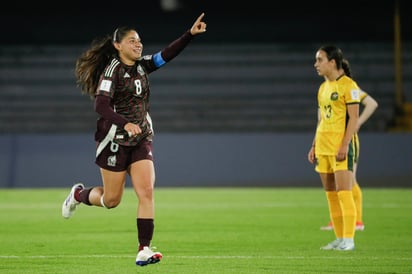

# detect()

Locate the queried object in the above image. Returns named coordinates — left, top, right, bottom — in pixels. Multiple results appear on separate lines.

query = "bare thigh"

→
left=129, top=159, right=155, bottom=199
left=319, top=173, right=335, bottom=191
left=334, top=170, right=353, bottom=191
left=99, top=168, right=127, bottom=206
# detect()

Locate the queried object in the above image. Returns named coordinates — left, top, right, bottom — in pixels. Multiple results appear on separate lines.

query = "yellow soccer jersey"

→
left=315, top=75, right=360, bottom=155
left=359, top=89, right=368, bottom=102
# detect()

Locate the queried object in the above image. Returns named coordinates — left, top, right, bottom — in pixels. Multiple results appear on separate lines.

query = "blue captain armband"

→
left=153, top=52, right=166, bottom=68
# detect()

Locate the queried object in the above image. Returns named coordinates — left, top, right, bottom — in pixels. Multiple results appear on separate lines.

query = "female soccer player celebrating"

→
left=62, top=13, right=207, bottom=266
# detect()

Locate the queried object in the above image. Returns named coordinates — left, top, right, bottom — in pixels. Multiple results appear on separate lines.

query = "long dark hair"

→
left=341, top=58, right=352, bottom=78
left=318, top=45, right=344, bottom=70
left=74, top=26, right=136, bottom=98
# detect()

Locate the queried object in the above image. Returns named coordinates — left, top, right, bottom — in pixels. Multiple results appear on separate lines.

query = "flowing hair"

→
left=75, top=26, right=137, bottom=98
left=74, top=35, right=116, bottom=98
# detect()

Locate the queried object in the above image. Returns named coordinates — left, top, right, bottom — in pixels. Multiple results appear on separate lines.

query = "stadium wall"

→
left=0, top=133, right=411, bottom=188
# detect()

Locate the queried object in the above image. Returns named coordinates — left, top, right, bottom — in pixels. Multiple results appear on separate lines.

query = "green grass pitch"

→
left=0, top=187, right=411, bottom=273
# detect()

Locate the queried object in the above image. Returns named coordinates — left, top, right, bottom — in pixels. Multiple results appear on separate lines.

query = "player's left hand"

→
left=336, top=146, right=348, bottom=161
left=190, top=13, right=207, bottom=35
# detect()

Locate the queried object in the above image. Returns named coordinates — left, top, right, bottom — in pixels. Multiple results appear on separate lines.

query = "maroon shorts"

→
left=95, top=139, right=154, bottom=171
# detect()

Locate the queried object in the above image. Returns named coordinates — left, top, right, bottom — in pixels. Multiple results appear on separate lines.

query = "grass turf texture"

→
left=0, top=187, right=411, bottom=274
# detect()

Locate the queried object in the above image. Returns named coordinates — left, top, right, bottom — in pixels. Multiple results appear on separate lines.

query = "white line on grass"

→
left=2, top=202, right=411, bottom=209
left=1, top=255, right=412, bottom=261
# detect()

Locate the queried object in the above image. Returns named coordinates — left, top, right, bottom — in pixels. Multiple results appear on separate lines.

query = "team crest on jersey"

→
left=107, top=155, right=117, bottom=167
left=330, top=92, right=339, bottom=101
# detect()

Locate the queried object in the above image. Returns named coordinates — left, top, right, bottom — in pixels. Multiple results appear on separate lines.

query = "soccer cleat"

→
left=320, top=238, right=342, bottom=250
left=334, top=238, right=355, bottom=251
left=320, top=221, right=334, bottom=231
left=136, top=246, right=163, bottom=266
left=356, top=221, right=365, bottom=231
left=62, top=183, right=84, bottom=219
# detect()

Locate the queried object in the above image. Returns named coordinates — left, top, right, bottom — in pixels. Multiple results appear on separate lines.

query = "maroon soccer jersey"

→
left=95, top=56, right=158, bottom=146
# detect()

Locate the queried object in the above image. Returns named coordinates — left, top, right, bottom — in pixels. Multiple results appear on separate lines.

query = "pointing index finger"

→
left=196, top=12, right=205, bottom=23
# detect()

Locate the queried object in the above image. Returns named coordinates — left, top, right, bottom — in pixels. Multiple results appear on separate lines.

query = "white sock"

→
left=100, top=196, right=108, bottom=208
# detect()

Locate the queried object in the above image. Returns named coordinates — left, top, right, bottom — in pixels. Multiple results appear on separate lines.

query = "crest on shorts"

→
left=107, top=155, right=117, bottom=167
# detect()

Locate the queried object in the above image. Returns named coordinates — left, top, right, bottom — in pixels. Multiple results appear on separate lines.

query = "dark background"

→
left=1, top=0, right=410, bottom=45
left=1, top=1, right=411, bottom=188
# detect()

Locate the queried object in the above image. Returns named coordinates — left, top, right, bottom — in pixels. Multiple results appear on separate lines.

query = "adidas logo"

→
left=124, top=72, right=130, bottom=78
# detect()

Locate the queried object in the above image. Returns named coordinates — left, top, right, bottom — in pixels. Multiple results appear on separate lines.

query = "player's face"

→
left=314, top=50, right=333, bottom=77
left=116, top=30, right=143, bottom=65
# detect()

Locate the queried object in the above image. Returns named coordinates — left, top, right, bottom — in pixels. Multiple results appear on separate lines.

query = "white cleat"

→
left=62, top=183, right=84, bottom=219
left=334, top=238, right=355, bottom=251
left=136, top=246, right=163, bottom=266
left=320, top=238, right=342, bottom=250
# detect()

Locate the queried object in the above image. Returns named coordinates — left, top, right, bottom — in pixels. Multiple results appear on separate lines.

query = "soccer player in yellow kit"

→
left=308, top=46, right=360, bottom=251
left=320, top=59, right=378, bottom=232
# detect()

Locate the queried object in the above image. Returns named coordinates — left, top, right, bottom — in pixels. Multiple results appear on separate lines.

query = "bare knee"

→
left=137, top=185, right=154, bottom=201
left=101, top=196, right=121, bottom=209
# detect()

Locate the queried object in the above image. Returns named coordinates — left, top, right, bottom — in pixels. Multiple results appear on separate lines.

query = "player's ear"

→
left=113, top=41, right=121, bottom=51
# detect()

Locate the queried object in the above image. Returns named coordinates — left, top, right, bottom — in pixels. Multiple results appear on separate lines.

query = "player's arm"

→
left=94, top=95, right=128, bottom=127
left=358, top=94, right=378, bottom=129
left=311, top=108, right=321, bottom=146
left=94, top=95, right=142, bottom=136
left=151, top=13, right=207, bottom=69
left=308, top=108, right=321, bottom=164
left=337, top=103, right=359, bottom=161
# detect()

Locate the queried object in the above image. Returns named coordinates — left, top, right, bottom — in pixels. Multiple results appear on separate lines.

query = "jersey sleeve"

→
left=139, top=30, right=194, bottom=74
left=359, top=90, right=368, bottom=102
left=345, top=80, right=361, bottom=105
left=93, top=58, right=128, bottom=127
left=96, top=58, right=121, bottom=97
